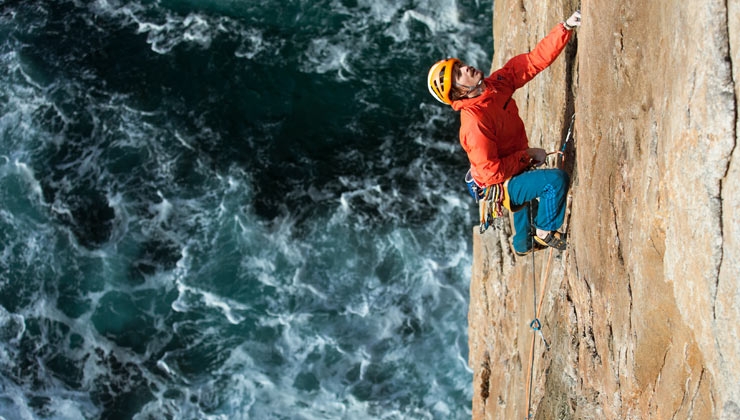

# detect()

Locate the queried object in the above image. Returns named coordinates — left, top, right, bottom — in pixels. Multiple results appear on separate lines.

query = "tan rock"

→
left=469, top=1, right=740, bottom=419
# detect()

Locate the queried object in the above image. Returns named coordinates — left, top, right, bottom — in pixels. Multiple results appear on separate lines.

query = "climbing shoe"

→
left=533, top=231, right=567, bottom=251
left=514, top=241, right=547, bottom=257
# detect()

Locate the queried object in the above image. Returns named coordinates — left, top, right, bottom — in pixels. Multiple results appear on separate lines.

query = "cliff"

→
left=468, top=1, right=740, bottom=419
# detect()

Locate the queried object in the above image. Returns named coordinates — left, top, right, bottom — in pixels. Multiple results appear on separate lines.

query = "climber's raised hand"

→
left=564, top=10, right=581, bottom=30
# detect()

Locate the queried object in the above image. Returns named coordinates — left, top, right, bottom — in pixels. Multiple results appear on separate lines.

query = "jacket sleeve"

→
left=496, top=23, right=572, bottom=90
left=461, top=118, right=531, bottom=186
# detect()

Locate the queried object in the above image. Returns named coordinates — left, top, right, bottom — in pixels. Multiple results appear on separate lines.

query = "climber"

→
left=427, top=10, right=581, bottom=256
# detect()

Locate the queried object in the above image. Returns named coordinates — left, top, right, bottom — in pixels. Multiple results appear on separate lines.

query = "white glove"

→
left=563, top=11, right=581, bottom=30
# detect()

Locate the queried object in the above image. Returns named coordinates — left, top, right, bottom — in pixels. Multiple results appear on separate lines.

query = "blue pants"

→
left=507, top=169, right=569, bottom=253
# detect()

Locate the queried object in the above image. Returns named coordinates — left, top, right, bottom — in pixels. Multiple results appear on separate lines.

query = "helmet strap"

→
left=460, top=79, right=484, bottom=98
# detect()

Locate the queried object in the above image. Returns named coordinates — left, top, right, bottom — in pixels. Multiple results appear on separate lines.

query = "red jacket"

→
left=451, top=23, right=572, bottom=187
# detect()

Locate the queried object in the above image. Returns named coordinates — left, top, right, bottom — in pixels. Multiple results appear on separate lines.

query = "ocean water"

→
left=0, top=0, right=491, bottom=418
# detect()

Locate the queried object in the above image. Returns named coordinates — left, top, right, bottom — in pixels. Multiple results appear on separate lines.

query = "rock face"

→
left=468, top=1, right=740, bottom=419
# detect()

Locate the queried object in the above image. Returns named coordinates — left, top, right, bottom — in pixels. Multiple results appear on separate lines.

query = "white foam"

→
left=172, top=280, right=249, bottom=324
left=150, top=191, right=173, bottom=225
left=10, top=160, right=39, bottom=197
left=0, top=307, right=25, bottom=366
left=156, top=358, right=174, bottom=377
left=359, top=0, right=403, bottom=23
left=181, top=14, right=213, bottom=47
left=302, top=38, right=354, bottom=80
left=92, top=0, right=227, bottom=54
left=290, top=268, right=328, bottom=301
left=0, top=390, right=36, bottom=420
left=45, top=398, right=92, bottom=420
left=385, top=9, right=439, bottom=42
left=344, top=297, right=369, bottom=317
left=234, top=28, right=265, bottom=60
left=173, top=131, right=195, bottom=150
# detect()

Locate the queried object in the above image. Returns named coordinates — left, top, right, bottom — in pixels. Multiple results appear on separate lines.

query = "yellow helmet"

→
left=427, top=58, right=459, bottom=105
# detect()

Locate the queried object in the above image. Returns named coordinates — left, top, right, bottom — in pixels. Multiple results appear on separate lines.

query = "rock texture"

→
left=468, top=1, right=740, bottom=419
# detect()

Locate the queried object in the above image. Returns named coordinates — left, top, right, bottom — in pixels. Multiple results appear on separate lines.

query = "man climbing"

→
left=427, top=10, right=581, bottom=256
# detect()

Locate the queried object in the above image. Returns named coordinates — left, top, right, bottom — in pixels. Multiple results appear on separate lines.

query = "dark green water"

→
left=0, top=0, right=492, bottom=418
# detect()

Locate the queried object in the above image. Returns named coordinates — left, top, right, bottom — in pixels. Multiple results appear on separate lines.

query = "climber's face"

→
left=453, top=62, right=483, bottom=88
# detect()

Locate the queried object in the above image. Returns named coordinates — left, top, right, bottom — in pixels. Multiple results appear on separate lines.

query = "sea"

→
left=0, top=0, right=492, bottom=418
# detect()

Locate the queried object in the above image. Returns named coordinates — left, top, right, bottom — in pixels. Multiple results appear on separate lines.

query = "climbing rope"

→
left=522, top=113, right=576, bottom=419
left=523, top=233, right=555, bottom=419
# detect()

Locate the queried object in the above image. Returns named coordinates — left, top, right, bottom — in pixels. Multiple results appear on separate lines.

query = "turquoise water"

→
left=0, top=0, right=491, bottom=418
